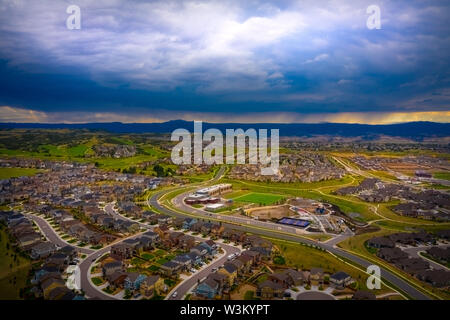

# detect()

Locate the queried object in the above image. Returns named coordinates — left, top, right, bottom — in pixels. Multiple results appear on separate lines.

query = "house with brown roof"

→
left=352, top=290, right=376, bottom=300
left=309, top=268, right=324, bottom=285
left=268, top=272, right=293, bottom=289
left=236, top=254, right=253, bottom=274
left=394, top=258, right=430, bottom=276
left=282, top=269, right=309, bottom=286
left=377, top=247, right=409, bottom=262
left=41, top=277, right=66, bottom=299
left=110, top=243, right=134, bottom=261
left=140, top=275, right=165, bottom=298
left=107, top=271, right=127, bottom=290
left=367, top=237, right=395, bottom=249
left=178, top=234, right=196, bottom=250
left=241, top=250, right=261, bottom=266
left=417, top=269, right=450, bottom=288
left=257, top=280, right=284, bottom=299
left=160, top=261, right=182, bottom=278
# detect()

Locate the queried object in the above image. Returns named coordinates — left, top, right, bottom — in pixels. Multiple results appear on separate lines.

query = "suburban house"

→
left=236, top=255, right=253, bottom=274
left=330, top=271, right=353, bottom=289
left=377, top=247, right=409, bottom=262
left=367, top=237, right=395, bottom=249
left=178, top=235, right=196, bottom=250
left=124, top=273, right=147, bottom=292
left=241, top=250, right=261, bottom=266
left=268, top=272, right=293, bottom=289
left=219, top=263, right=238, bottom=286
left=195, top=278, right=220, bottom=299
left=282, top=269, right=308, bottom=286
left=417, top=270, right=450, bottom=288
left=31, top=242, right=57, bottom=260
left=41, top=277, right=66, bottom=299
left=309, top=268, right=324, bottom=285
left=172, top=254, right=193, bottom=271
left=352, top=290, right=377, bottom=300
left=190, top=244, right=208, bottom=257
left=186, top=252, right=203, bottom=266
left=256, top=280, right=284, bottom=299
left=17, top=233, right=42, bottom=248
left=160, top=261, right=182, bottom=278
left=142, top=231, right=160, bottom=244
left=183, top=218, right=197, bottom=230
left=394, top=258, right=430, bottom=275
left=140, top=275, right=165, bottom=298
left=107, top=271, right=127, bottom=290
left=102, top=260, right=124, bottom=277
left=110, top=243, right=134, bottom=261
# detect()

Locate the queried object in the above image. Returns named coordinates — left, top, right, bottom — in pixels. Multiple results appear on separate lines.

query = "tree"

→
left=153, top=164, right=165, bottom=177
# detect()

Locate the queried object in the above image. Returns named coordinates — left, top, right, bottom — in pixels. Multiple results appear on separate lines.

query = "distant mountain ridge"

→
left=1, top=121, right=449, bottom=139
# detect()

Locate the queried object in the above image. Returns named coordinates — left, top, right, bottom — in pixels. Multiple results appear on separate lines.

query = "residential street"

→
left=26, top=213, right=94, bottom=255
left=402, top=244, right=450, bottom=271
left=149, top=187, right=431, bottom=300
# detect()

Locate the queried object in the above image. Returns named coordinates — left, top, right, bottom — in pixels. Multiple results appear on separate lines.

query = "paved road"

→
left=79, top=245, right=117, bottom=300
left=78, top=230, right=155, bottom=300
left=402, top=244, right=450, bottom=271
left=149, top=183, right=432, bottom=300
left=104, top=200, right=242, bottom=300
left=26, top=213, right=94, bottom=255
left=25, top=213, right=114, bottom=299
left=104, top=203, right=151, bottom=228
left=167, top=243, right=241, bottom=300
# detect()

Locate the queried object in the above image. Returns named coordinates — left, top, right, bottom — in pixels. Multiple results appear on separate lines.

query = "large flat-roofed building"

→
left=195, top=184, right=232, bottom=197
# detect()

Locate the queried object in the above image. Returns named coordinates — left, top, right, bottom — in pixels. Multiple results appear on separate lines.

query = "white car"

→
left=172, top=291, right=178, bottom=298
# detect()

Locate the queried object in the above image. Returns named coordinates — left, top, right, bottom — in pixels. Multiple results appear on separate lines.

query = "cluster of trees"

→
left=153, top=164, right=175, bottom=177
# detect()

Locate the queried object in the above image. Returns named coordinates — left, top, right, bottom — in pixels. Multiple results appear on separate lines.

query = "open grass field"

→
left=433, top=172, right=450, bottom=181
left=0, top=227, right=31, bottom=299
left=233, top=192, right=285, bottom=206
left=0, top=167, right=44, bottom=179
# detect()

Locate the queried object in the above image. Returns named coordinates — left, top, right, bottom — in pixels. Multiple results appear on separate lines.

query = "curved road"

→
left=149, top=169, right=432, bottom=300
left=26, top=214, right=94, bottom=255
left=104, top=201, right=242, bottom=300
left=166, top=243, right=241, bottom=300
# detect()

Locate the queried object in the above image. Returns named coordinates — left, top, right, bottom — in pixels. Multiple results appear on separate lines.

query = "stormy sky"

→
left=0, top=0, right=449, bottom=123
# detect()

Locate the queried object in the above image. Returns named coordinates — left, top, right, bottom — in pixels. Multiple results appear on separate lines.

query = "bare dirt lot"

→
left=247, top=204, right=293, bottom=220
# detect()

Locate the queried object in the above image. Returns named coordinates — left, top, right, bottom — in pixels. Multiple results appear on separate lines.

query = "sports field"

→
left=233, top=192, right=285, bottom=206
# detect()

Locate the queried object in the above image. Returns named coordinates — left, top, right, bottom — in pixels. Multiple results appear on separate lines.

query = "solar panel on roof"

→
left=277, top=217, right=310, bottom=228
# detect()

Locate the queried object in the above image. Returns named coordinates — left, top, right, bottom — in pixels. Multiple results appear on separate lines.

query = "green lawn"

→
left=147, top=265, right=160, bottom=272
left=233, top=192, right=285, bottom=206
left=433, top=172, right=450, bottom=181
left=91, top=277, right=104, bottom=286
left=156, top=258, right=169, bottom=265
left=141, top=253, right=154, bottom=261
left=0, top=167, right=43, bottom=179
left=271, top=238, right=391, bottom=294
